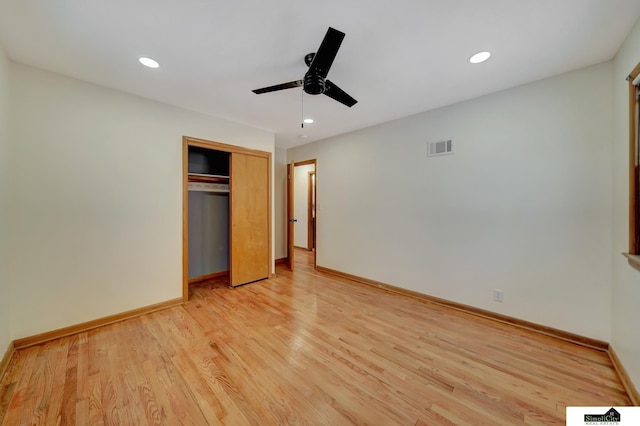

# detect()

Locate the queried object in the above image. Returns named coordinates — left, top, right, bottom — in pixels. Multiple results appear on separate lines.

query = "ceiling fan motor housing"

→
left=252, top=27, right=356, bottom=107
left=304, top=72, right=325, bottom=95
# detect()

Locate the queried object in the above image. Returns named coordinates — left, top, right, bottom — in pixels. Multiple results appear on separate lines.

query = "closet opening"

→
left=187, top=146, right=230, bottom=285
left=183, top=136, right=272, bottom=301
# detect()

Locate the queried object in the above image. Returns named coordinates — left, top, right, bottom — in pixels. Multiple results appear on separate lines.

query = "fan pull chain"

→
left=301, top=89, right=304, bottom=128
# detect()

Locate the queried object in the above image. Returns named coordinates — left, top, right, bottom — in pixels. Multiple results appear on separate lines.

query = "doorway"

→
left=287, top=159, right=316, bottom=270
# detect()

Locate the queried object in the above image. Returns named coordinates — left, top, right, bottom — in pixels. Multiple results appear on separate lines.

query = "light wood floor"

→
left=0, top=249, right=631, bottom=425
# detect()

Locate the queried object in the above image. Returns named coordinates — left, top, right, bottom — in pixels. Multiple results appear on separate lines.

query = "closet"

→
left=183, top=136, right=271, bottom=296
left=187, top=147, right=230, bottom=280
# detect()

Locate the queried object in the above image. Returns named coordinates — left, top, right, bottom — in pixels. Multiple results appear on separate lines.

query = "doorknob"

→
left=289, top=219, right=298, bottom=223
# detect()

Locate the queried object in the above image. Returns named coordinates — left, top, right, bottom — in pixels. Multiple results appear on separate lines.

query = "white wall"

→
left=0, top=44, right=11, bottom=353
left=274, top=148, right=287, bottom=260
left=294, top=164, right=315, bottom=248
left=612, top=17, right=640, bottom=393
left=289, top=62, right=614, bottom=341
left=8, top=63, right=274, bottom=338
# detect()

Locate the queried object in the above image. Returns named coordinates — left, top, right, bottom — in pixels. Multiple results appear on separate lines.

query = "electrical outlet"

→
left=493, top=289, right=504, bottom=303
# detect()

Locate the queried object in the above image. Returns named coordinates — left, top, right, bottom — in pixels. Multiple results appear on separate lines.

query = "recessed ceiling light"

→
left=303, top=118, right=314, bottom=124
left=298, top=134, right=309, bottom=139
left=469, top=51, right=491, bottom=64
left=139, top=57, right=160, bottom=68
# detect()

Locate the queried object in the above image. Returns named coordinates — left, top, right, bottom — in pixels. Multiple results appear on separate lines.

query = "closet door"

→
left=230, top=152, right=269, bottom=287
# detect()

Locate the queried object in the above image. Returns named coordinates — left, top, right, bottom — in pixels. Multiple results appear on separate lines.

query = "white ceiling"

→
left=1, top=1, right=639, bottom=149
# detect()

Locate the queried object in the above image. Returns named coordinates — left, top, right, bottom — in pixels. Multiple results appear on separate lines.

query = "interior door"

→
left=230, top=153, right=269, bottom=287
left=286, top=161, right=295, bottom=270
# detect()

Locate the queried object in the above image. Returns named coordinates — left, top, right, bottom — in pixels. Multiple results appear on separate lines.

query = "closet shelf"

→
left=188, top=181, right=229, bottom=193
left=188, top=173, right=230, bottom=183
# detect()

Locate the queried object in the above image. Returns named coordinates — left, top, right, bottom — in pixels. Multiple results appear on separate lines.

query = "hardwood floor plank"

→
left=0, top=249, right=633, bottom=425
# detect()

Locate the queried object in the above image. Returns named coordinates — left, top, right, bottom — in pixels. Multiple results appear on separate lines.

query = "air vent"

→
left=427, top=139, right=454, bottom=157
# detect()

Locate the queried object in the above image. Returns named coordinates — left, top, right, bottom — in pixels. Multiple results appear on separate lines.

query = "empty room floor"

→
left=0, top=249, right=631, bottom=425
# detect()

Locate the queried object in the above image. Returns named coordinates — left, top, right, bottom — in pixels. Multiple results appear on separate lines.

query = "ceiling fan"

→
left=252, top=27, right=357, bottom=108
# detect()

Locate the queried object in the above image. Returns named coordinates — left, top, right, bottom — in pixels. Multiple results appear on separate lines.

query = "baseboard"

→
left=316, top=266, right=609, bottom=352
left=0, top=340, right=15, bottom=380
left=13, top=298, right=183, bottom=349
left=188, top=270, right=229, bottom=284
left=608, top=346, right=640, bottom=405
left=275, top=257, right=287, bottom=265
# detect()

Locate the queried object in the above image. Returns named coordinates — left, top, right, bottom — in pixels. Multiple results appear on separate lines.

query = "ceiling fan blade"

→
left=324, top=80, right=357, bottom=107
left=309, top=27, right=345, bottom=78
left=252, top=80, right=303, bottom=94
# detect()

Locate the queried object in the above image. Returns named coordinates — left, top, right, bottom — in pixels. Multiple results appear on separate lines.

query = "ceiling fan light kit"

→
left=252, top=27, right=357, bottom=108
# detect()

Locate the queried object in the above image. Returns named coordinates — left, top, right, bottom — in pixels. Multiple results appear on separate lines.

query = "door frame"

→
left=307, top=171, right=316, bottom=251
left=287, top=159, right=316, bottom=270
left=183, top=136, right=272, bottom=301
left=286, top=162, right=295, bottom=270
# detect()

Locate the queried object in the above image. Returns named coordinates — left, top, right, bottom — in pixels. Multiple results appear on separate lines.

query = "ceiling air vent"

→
left=427, top=139, right=454, bottom=157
